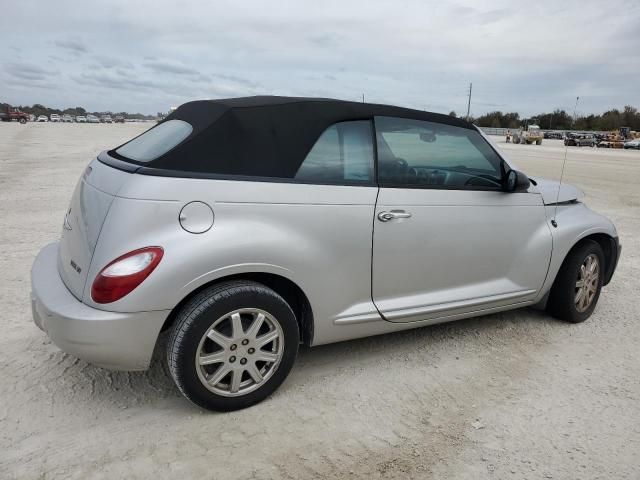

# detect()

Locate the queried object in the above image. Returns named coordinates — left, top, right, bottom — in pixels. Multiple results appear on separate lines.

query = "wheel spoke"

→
left=229, top=370, right=242, bottom=393
left=575, top=288, right=583, bottom=304
left=255, top=351, right=279, bottom=363
left=199, top=351, right=226, bottom=365
left=207, top=329, right=232, bottom=348
left=230, top=313, right=244, bottom=339
left=256, top=330, right=279, bottom=348
left=246, top=362, right=263, bottom=383
left=245, top=313, right=265, bottom=339
left=581, top=294, right=589, bottom=310
left=207, top=364, right=231, bottom=386
left=575, top=279, right=584, bottom=288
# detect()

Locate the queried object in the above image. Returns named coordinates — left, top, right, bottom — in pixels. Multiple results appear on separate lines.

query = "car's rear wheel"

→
left=547, top=240, right=604, bottom=323
left=167, top=280, right=299, bottom=411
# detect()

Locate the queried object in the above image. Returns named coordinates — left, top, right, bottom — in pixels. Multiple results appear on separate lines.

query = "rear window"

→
left=116, top=120, right=193, bottom=162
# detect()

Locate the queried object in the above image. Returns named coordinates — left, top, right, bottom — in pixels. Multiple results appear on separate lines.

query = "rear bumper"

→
left=31, top=242, right=170, bottom=371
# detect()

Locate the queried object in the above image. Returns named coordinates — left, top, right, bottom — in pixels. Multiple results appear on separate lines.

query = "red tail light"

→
left=91, top=247, right=164, bottom=303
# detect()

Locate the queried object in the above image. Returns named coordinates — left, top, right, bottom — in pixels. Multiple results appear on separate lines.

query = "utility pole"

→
left=466, top=82, right=472, bottom=120
left=362, top=94, right=365, bottom=103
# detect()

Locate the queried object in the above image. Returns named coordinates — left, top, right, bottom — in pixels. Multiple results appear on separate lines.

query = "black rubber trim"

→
left=603, top=236, right=621, bottom=286
left=98, top=151, right=140, bottom=173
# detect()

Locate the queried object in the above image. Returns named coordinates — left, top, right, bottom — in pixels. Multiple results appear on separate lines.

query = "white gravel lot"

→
left=1, top=123, right=638, bottom=479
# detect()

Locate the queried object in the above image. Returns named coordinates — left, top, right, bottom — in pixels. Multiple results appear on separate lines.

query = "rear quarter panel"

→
left=85, top=176, right=380, bottom=345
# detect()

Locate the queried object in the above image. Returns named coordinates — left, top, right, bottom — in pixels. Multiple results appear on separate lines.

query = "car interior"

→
left=376, top=128, right=503, bottom=189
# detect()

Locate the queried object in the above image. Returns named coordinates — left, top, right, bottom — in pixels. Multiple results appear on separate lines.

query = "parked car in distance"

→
left=565, top=133, right=596, bottom=147
left=62, top=114, right=73, bottom=123
left=36, top=115, right=48, bottom=122
left=31, top=96, right=621, bottom=412
left=101, top=115, right=113, bottom=123
left=543, top=131, right=563, bottom=140
left=624, top=139, right=640, bottom=150
left=1, top=105, right=29, bottom=124
left=75, top=115, right=87, bottom=123
left=114, top=115, right=125, bottom=123
left=49, top=114, right=61, bottom=122
left=86, top=114, right=100, bottom=123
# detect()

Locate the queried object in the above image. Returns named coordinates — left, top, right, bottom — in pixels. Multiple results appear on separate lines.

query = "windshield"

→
left=115, top=120, right=193, bottom=162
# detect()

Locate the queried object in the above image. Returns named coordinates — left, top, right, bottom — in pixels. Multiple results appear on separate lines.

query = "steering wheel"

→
left=464, top=174, right=501, bottom=187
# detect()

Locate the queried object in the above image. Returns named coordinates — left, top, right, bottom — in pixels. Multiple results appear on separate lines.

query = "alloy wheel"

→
left=575, top=254, right=600, bottom=313
left=195, top=308, right=284, bottom=397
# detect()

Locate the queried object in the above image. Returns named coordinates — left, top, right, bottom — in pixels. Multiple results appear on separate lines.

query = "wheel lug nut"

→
left=230, top=344, right=237, bottom=351
left=229, top=356, right=236, bottom=363
left=241, top=339, right=249, bottom=346
left=248, top=348, right=255, bottom=354
left=240, top=358, right=247, bottom=365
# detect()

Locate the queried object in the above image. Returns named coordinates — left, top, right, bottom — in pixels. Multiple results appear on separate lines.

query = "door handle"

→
left=377, top=210, right=412, bottom=222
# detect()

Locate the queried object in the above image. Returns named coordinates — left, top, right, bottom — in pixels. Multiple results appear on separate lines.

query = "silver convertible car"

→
left=31, top=97, right=620, bottom=411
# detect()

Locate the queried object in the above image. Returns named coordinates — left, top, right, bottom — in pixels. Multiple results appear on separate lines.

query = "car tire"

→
left=167, top=280, right=299, bottom=411
left=547, top=240, right=605, bottom=323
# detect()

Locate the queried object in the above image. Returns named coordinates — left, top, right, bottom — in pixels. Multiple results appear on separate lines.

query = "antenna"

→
left=466, top=82, right=472, bottom=120
left=552, top=96, right=579, bottom=228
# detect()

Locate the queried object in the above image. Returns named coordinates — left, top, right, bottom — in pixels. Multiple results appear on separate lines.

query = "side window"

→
left=375, top=116, right=503, bottom=189
left=295, top=121, right=374, bottom=184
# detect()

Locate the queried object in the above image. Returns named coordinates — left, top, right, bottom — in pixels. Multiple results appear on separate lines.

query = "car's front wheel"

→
left=167, top=281, right=299, bottom=411
left=548, top=240, right=605, bottom=323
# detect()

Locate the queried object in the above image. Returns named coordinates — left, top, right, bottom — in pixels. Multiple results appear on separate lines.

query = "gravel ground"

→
left=1, top=123, right=638, bottom=479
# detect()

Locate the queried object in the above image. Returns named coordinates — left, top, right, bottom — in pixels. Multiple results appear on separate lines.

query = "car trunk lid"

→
left=57, top=159, right=131, bottom=300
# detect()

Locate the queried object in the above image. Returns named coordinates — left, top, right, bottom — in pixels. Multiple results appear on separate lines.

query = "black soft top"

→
left=109, top=96, right=475, bottom=179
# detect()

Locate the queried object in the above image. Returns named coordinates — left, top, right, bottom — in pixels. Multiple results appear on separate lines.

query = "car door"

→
left=372, top=116, right=552, bottom=323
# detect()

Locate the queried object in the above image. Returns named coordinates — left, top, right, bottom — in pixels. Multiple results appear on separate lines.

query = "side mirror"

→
left=504, top=169, right=531, bottom=192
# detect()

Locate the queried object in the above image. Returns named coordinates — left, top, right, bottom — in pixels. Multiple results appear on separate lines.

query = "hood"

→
left=531, top=177, right=584, bottom=205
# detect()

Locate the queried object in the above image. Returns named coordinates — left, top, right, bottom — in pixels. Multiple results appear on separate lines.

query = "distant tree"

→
left=622, top=105, right=640, bottom=130
left=474, top=111, right=520, bottom=128
left=3, top=99, right=638, bottom=129
left=448, top=111, right=457, bottom=117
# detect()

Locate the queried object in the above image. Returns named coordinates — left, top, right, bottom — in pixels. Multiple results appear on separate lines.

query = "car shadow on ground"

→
left=39, top=307, right=557, bottom=413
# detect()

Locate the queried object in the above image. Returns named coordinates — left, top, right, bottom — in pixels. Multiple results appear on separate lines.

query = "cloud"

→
left=211, top=73, right=260, bottom=88
left=73, top=71, right=163, bottom=91
left=5, top=62, right=51, bottom=81
left=54, top=39, right=88, bottom=54
left=93, top=55, right=134, bottom=69
left=0, top=0, right=637, bottom=115
left=144, top=61, right=199, bottom=76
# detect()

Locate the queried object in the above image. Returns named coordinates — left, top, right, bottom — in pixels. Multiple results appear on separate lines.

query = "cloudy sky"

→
left=2, top=0, right=639, bottom=116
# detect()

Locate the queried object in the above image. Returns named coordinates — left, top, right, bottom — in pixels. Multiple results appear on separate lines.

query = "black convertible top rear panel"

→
left=109, top=96, right=474, bottom=179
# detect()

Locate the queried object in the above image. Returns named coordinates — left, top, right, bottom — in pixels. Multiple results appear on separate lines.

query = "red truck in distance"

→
left=1, top=106, right=29, bottom=124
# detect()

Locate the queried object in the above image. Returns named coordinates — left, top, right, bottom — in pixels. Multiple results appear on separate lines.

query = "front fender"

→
left=537, top=202, right=617, bottom=300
